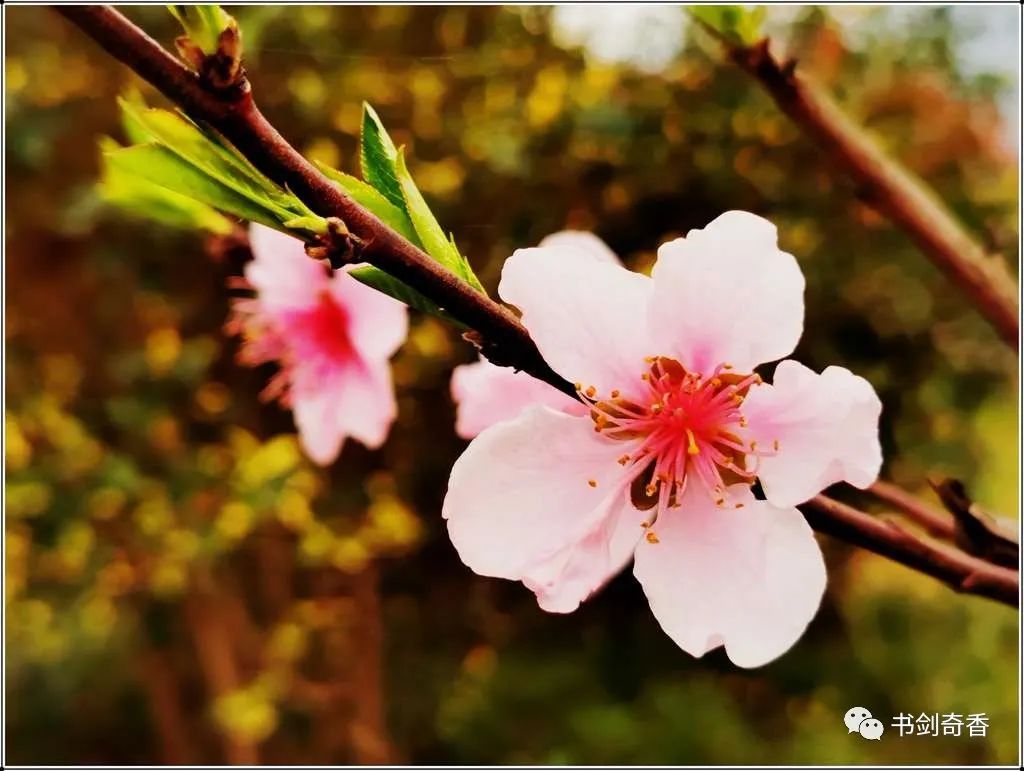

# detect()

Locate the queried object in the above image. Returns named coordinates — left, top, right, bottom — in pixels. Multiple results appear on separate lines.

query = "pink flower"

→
left=450, top=231, right=616, bottom=438
left=228, top=224, right=408, bottom=465
left=443, top=211, right=882, bottom=667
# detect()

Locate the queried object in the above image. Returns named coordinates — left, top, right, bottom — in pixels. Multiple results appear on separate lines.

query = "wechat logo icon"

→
left=845, top=707, right=884, bottom=740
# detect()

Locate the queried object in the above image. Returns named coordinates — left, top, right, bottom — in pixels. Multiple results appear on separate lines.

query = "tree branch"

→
left=802, top=495, right=1018, bottom=607
left=723, top=38, right=1019, bottom=349
left=54, top=4, right=575, bottom=398
left=59, top=6, right=1018, bottom=609
left=867, top=480, right=956, bottom=540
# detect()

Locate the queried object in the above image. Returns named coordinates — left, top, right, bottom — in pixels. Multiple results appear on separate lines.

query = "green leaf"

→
left=104, top=143, right=282, bottom=229
left=689, top=5, right=765, bottom=45
left=168, top=5, right=234, bottom=54
left=314, top=161, right=421, bottom=245
left=394, top=149, right=485, bottom=293
left=99, top=137, right=236, bottom=235
left=359, top=103, right=405, bottom=210
left=117, top=99, right=295, bottom=220
left=349, top=266, right=462, bottom=326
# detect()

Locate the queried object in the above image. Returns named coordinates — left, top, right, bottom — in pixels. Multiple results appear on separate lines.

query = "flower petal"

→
left=538, top=230, right=620, bottom=264
left=443, top=405, right=640, bottom=597
left=329, top=268, right=409, bottom=361
left=291, top=361, right=397, bottom=464
left=450, top=358, right=582, bottom=439
left=649, top=211, right=805, bottom=375
left=633, top=483, right=826, bottom=668
left=499, top=246, right=654, bottom=395
left=246, top=224, right=327, bottom=310
left=742, top=360, right=883, bottom=508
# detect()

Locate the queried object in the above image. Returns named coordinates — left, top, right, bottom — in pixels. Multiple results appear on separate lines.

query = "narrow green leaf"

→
left=314, top=161, right=421, bottom=246
left=117, top=99, right=295, bottom=221
left=349, top=265, right=463, bottom=326
left=99, top=137, right=236, bottom=234
left=168, top=5, right=233, bottom=53
left=394, top=149, right=485, bottom=293
left=105, top=143, right=281, bottom=228
left=281, top=215, right=328, bottom=234
left=359, top=103, right=405, bottom=210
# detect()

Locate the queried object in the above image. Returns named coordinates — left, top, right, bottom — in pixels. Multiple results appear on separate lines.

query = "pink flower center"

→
left=281, top=290, right=357, bottom=368
left=583, top=357, right=775, bottom=525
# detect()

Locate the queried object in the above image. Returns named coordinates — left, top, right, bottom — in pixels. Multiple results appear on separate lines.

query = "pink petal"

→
left=499, top=246, right=654, bottom=396
left=246, top=224, right=328, bottom=310
left=632, top=483, right=826, bottom=668
left=291, top=361, right=398, bottom=465
left=443, top=405, right=643, bottom=607
left=329, top=268, right=409, bottom=361
left=742, top=360, right=883, bottom=508
left=538, top=231, right=620, bottom=264
left=649, top=211, right=805, bottom=376
left=291, top=382, right=345, bottom=465
left=450, top=358, right=581, bottom=439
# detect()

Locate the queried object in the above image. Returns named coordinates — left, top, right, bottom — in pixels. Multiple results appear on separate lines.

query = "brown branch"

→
left=930, top=477, right=1019, bottom=568
left=54, top=4, right=574, bottom=398
left=722, top=38, right=1019, bottom=349
left=57, top=6, right=1019, bottom=608
left=867, top=480, right=956, bottom=540
left=803, top=495, right=1018, bottom=608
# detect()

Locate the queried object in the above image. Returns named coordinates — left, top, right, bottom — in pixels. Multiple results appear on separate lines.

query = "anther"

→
left=645, top=531, right=660, bottom=544
left=585, top=386, right=596, bottom=398
left=588, top=479, right=597, bottom=488
left=610, top=389, right=620, bottom=398
left=686, top=429, right=700, bottom=456
left=773, top=439, right=780, bottom=451
left=617, top=454, right=630, bottom=465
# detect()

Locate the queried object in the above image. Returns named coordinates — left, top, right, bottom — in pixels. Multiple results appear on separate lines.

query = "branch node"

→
left=304, top=217, right=365, bottom=270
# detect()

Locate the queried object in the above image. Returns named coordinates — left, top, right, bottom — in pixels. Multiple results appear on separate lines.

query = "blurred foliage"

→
left=4, top=4, right=1018, bottom=765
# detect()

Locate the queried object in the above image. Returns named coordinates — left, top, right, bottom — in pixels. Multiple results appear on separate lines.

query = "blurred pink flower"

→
left=227, top=224, right=408, bottom=465
left=443, top=211, right=882, bottom=667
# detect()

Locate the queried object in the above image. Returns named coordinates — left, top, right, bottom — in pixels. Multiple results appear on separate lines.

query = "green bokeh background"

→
left=5, top=5, right=1019, bottom=765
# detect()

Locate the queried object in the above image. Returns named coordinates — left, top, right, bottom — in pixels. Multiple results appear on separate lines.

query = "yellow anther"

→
left=735, top=503, right=745, bottom=509
left=773, top=439, right=780, bottom=451
left=686, top=429, right=700, bottom=456
left=714, top=498, right=725, bottom=507
left=641, top=373, right=650, bottom=381
left=644, top=356, right=655, bottom=363
left=739, top=416, right=748, bottom=427
left=585, top=385, right=596, bottom=398
left=610, top=389, right=620, bottom=398
left=588, top=479, right=597, bottom=488
left=574, top=382, right=583, bottom=392
left=710, top=378, right=721, bottom=388
left=645, top=483, right=658, bottom=497
left=750, top=440, right=758, bottom=451
left=722, top=363, right=733, bottom=370
left=645, top=531, right=660, bottom=544
left=651, top=403, right=662, bottom=414
left=617, top=454, right=630, bottom=465
left=732, top=395, right=743, bottom=405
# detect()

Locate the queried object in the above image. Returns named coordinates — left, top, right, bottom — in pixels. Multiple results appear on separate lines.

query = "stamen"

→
left=587, top=479, right=597, bottom=488
left=686, top=429, right=700, bottom=456
left=645, top=531, right=660, bottom=544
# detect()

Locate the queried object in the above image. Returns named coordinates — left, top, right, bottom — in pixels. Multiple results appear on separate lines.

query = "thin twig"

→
left=58, top=6, right=1019, bottom=607
left=54, top=4, right=575, bottom=398
left=867, top=480, right=956, bottom=540
left=802, top=495, right=1018, bottom=608
left=720, top=37, right=1019, bottom=349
